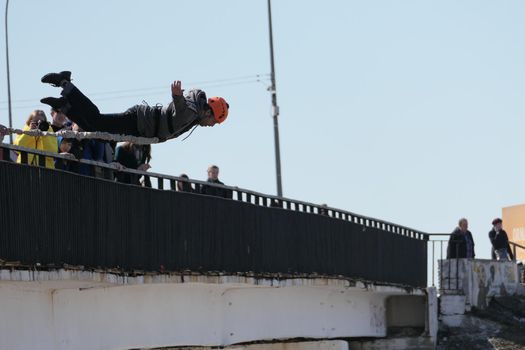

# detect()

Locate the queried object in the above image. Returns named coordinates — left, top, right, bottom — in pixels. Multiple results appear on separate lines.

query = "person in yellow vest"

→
left=14, top=110, right=57, bottom=168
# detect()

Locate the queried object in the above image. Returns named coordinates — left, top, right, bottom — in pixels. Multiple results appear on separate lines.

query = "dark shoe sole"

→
left=40, top=97, right=68, bottom=110
left=41, top=71, right=72, bottom=87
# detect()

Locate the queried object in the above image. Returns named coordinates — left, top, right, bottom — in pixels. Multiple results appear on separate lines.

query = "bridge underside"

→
left=0, top=269, right=437, bottom=350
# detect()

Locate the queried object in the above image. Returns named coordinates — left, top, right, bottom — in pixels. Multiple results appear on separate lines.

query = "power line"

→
left=0, top=77, right=269, bottom=112
left=0, top=74, right=270, bottom=106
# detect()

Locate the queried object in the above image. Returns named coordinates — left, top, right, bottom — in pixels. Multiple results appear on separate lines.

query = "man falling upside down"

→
left=40, top=71, right=229, bottom=142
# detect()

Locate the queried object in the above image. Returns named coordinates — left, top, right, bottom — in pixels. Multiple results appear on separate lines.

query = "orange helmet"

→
left=208, top=97, right=229, bottom=123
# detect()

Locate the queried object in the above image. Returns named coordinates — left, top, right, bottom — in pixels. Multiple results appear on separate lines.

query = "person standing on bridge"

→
left=39, top=71, right=229, bottom=142
left=488, top=218, right=514, bottom=261
left=446, top=217, right=475, bottom=259
left=200, top=165, right=232, bottom=199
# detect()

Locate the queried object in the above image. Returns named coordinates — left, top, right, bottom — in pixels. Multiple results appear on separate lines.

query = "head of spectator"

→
left=26, top=110, right=49, bottom=131
left=270, top=199, right=283, bottom=208
left=207, top=165, right=220, bottom=182
left=50, top=108, right=68, bottom=132
left=458, top=218, right=468, bottom=233
left=58, top=137, right=73, bottom=154
left=201, top=164, right=231, bottom=198
left=492, top=218, right=503, bottom=231
left=177, top=173, right=194, bottom=192
left=319, top=203, right=329, bottom=216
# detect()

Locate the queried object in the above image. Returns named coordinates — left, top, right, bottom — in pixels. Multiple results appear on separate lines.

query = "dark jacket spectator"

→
left=80, top=139, right=105, bottom=176
left=114, top=142, right=151, bottom=186
left=54, top=136, right=75, bottom=171
left=270, top=199, right=283, bottom=208
left=200, top=165, right=232, bottom=199
left=177, top=174, right=195, bottom=193
left=49, top=108, right=68, bottom=132
left=489, top=218, right=514, bottom=261
left=447, top=218, right=475, bottom=259
left=67, top=123, right=106, bottom=176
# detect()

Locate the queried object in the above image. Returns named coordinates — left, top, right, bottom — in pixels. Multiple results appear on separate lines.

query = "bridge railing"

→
left=0, top=142, right=428, bottom=241
left=0, top=142, right=428, bottom=287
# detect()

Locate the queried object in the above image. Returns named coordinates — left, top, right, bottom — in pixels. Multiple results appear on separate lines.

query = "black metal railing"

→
left=1, top=142, right=428, bottom=241
left=509, top=241, right=525, bottom=262
left=0, top=143, right=428, bottom=287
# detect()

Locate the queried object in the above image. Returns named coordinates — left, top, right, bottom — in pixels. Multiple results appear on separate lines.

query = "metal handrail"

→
left=0, top=142, right=429, bottom=241
left=509, top=241, right=525, bottom=262
left=428, top=233, right=449, bottom=287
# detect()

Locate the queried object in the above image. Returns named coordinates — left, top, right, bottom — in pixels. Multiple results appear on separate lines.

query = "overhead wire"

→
left=0, top=74, right=270, bottom=110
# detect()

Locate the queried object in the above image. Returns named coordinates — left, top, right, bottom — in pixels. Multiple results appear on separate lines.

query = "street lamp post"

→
left=267, top=0, right=283, bottom=197
left=4, top=0, right=13, bottom=144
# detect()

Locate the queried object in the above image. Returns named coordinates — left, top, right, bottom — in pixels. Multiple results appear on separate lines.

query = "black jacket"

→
left=489, top=229, right=514, bottom=260
left=134, top=90, right=207, bottom=141
left=447, top=228, right=475, bottom=259
left=200, top=179, right=232, bottom=199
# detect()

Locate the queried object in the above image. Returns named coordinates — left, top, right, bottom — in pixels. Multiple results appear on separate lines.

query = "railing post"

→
left=20, top=151, right=28, bottom=164
left=38, top=153, right=46, bottom=167
left=439, top=242, right=443, bottom=290
left=448, top=257, right=451, bottom=291
left=1, top=145, right=9, bottom=161
left=456, top=243, right=459, bottom=290
left=432, top=241, right=435, bottom=287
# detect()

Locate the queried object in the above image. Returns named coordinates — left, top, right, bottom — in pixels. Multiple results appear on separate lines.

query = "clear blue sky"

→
left=2, top=0, right=525, bottom=262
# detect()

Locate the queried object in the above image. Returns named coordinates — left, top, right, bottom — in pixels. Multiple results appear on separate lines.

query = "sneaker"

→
left=40, top=97, right=68, bottom=110
left=41, top=71, right=71, bottom=87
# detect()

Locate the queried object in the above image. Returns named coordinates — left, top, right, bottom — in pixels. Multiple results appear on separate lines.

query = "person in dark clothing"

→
left=270, top=199, right=283, bottom=208
left=49, top=107, right=69, bottom=132
left=114, top=142, right=152, bottom=186
left=177, top=173, right=196, bottom=193
left=447, top=217, right=475, bottom=259
left=489, top=218, right=514, bottom=261
left=54, top=137, right=75, bottom=171
left=39, top=71, right=229, bottom=142
left=200, top=165, right=232, bottom=199
left=66, top=123, right=106, bottom=176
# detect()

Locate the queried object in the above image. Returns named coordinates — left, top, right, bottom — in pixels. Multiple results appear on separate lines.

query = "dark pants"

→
left=62, top=83, right=140, bottom=136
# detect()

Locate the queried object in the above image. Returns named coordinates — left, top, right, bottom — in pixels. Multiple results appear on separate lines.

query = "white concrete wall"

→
left=439, top=259, right=519, bottom=309
left=53, top=284, right=388, bottom=350
left=0, top=271, right=433, bottom=350
left=0, top=284, right=55, bottom=350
